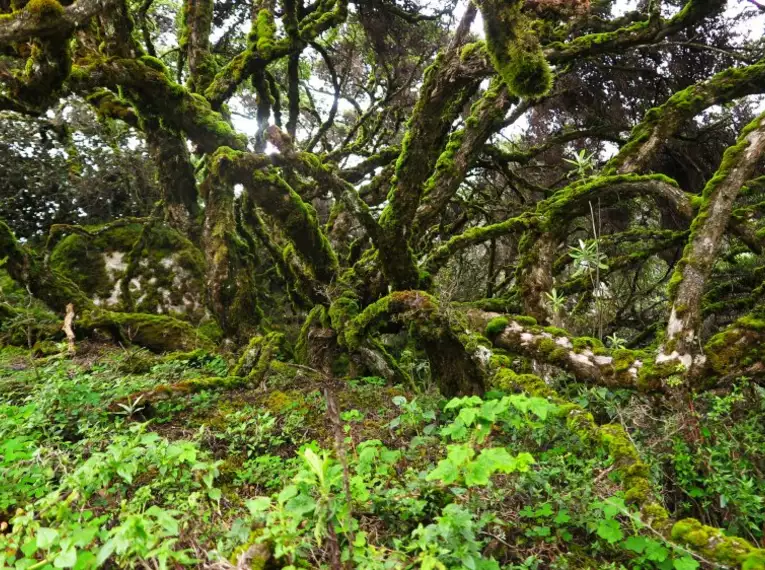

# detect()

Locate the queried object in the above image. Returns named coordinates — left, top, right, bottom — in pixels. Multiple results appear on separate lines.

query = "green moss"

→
left=23, top=0, right=63, bottom=20
left=671, top=518, right=765, bottom=566
left=253, top=9, right=276, bottom=58
left=490, top=367, right=666, bottom=521
left=512, top=315, right=537, bottom=326
left=606, top=61, right=765, bottom=174
left=295, top=305, right=330, bottom=363
left=489, top=353, right=512, bottom=370
left=231, top=332, right=287, bottom=381
left=139, top=55, right=169, bottom=75
left=485, top=316, right=509, bottom=337
left=460, top=41, right=486, bottom=62
left=744, top=555, right=765, bottom=570
left=82, top=310, right=214, bottom=353
left=611, top=349, right=640, bottom=372
left=49, top=223, right=208, bottom=323
left=504, top=46, right=553, bottom=99
left=667, top=112, right=765, bottom=305
left=542, top=326, right=567, bottom=337
left=460, top=331, right=492, bottom=353
left=572, top=336, right=603, bottom=351
left=328, top=291, right=360, bottom=332
left=478, top=0, right=552, bottom=98
left=343, top=295, right=394, bottom=349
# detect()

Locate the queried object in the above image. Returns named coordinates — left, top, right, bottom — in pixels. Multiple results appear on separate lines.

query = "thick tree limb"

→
left=607, top=60, right=765, bottom=174
left=422, top=175, right=692, bottom=275
left=414, top=79, right=516, bottom=235
left=343, top=291, right=486, bottom=396
left=376, top=40, right=488, bottom=288
left=180, top=0, right=215, bottom=92
left=144, top=121, right=200, bottom=236
left=469, top=311, right=661, bottom=391
left=0, top=0, right=114, bottom=43
left=661, top=113, right=765, bottom=379
left=69, top=58, right=247, bottom=153
left=203, top=0, right=348, bottom=109
left=543, top=0, right=726, bottom=64
left=207, top=148, right=339, bottom=284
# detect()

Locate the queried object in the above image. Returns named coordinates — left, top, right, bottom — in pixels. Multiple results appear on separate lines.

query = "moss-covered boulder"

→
left=50, top=223, right=208, bottom=323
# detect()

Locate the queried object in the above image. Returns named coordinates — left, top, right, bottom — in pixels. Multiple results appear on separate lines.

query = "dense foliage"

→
left=2, top=0, right=765, bottom=567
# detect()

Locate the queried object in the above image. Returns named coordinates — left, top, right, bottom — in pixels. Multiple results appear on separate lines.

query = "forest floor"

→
left=1, top=342, right=764, bottom=569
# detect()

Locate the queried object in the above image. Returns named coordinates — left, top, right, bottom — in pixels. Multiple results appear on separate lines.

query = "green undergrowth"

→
left=2, top=346, right=755, bottom=569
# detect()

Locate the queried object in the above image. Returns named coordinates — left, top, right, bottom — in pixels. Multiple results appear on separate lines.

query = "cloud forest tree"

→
left=2, top=0, right=765, bottom=566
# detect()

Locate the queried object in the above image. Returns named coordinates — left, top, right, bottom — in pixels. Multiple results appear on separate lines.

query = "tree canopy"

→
left=2, top=0, right=765, bottom=567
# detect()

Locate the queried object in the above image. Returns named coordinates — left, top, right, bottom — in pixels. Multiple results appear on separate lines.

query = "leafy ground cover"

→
left=1, top=344, right=763, bottom=569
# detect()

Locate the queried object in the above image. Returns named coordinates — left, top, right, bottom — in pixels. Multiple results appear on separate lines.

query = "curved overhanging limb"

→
left=422, top=174, right=691, bottom=278
left=202, top=0, right=348, bottom=109
left=375, top=19, right=486, bottom=289
left=413, top=78, right=516, bottom=239
left=68, top=58, right=247, bottom=153
left=507, top=60, right=765, bottom=325
left=469, top=310, right=666, bottom=392
left=605, top=61, right=765, bottom=175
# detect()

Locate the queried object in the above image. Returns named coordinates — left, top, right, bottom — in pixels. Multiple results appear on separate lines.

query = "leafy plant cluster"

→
left=1, top=348, right=762, bottom=569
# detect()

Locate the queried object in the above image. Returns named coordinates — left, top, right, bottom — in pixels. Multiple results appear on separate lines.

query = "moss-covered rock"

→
left=50, top=223, right=207, bottom=323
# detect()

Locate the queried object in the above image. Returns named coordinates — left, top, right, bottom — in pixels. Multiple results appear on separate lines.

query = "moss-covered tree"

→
left=3, top=0, right=765, bottom=566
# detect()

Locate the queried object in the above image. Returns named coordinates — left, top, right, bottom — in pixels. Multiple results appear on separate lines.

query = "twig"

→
left=63, top=303, right=76, bottom=355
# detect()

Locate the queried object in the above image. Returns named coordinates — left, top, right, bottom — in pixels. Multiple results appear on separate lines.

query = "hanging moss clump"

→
left=477, top=0, right=553, bottom=99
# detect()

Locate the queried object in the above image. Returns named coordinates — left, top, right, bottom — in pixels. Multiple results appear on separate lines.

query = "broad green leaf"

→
left=527, top=397, right=555, bottom=420
left=73, top=550, right=96, bottom=570
left=602, top=497, right=627, bottom=519
left=513, top=452, right=536, bottom=472
left=391, top=396, right=408, bottom=407
left=446, top=444, right=474, bottom=466
left=303, top=449, right=325, bottom=481
left=464, top=458, right=492, bottom=486
left=277, top=484, right=298, bottom=505
left=554, top=510, right=571, bottom=524
left=426, top=458, right=459, bottom=484
left=286, top=493, right=316, bottom=516
left=246, top=497, right=271, bottom=514
left=36, top=528, right=59, bottom=550
left=456, top=407, right=479, bottom=427
left=444, top=396, right=482, bottom=410
left=622, top=536, right=648, bottom=553
left=673, top=556, right=699, bottom=570
left=596, top=519, right=623, bottom=544
left=54, top=546, right=77, bottom=568
left=477, top=447, right=516, bottom=473
left=440, top=421, right=468, bottom=440
left=644, top=540, right=670, bottom=562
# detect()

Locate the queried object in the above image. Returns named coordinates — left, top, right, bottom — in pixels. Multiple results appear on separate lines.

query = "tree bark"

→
left=661, top=113, right=765, bottom=380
